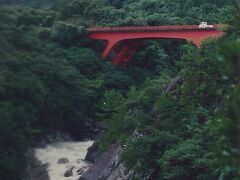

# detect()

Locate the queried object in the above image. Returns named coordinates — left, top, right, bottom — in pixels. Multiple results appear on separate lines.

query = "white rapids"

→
left=35, top=141, right=94, bottom=180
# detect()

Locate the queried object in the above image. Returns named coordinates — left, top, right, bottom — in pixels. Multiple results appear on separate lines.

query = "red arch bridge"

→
left=87, top=25, right=224, bottom=66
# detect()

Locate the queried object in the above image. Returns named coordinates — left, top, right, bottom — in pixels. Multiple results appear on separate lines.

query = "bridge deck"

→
left=87, top=25, right=223, bottom=32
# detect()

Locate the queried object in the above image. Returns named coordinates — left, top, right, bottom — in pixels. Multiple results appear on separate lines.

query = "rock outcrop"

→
left=79, top=144, right=133, bottom=180
left=163, top=75, right=182, bottom=94
left=77, top=165, right=90, bottom=176
left=84, top=142, right=102, bottom=163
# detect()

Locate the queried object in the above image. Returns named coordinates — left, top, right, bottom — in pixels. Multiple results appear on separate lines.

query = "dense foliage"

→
left=0, top=0, right=239, bottom=180
left=0, top=5, right=136, bottom=179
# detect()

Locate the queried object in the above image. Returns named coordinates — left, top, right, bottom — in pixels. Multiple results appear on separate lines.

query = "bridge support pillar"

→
left=101, top=40, right=120, bottom=58
left=113, top=40, right=140, bottom=66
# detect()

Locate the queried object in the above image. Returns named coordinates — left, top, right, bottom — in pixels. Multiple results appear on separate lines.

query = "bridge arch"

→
left=88, top=25, right=224, bottom=65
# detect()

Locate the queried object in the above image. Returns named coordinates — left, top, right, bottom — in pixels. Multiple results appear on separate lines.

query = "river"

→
left=34, top=141, right=94, bottom=180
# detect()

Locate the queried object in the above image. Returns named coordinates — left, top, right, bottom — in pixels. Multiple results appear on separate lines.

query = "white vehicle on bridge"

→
left=199, top=22, right=214, bottom=28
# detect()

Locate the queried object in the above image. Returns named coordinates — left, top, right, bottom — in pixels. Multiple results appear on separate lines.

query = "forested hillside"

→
left=0, top=0, right=239, bottom=180
left=0, top=0, right=57, bottom=7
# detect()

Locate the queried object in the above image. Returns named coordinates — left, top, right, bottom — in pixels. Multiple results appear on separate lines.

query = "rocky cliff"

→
left=80, top=76, right=183, bottom=180
left=80, top=143, right=133, bottom=180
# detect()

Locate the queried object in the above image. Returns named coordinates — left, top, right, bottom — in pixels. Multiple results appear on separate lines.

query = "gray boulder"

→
left=64, top=166, right=74, bottom=177
left=58, top=158, right=69, bottom=164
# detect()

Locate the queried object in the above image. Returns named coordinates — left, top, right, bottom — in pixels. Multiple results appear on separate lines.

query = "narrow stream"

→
left=34, top=141, right=94, bottom=180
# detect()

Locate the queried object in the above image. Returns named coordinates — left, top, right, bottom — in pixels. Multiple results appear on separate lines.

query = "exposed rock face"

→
left=84, top=142, right=102, bottom=163
left=77, top=165, right=90, bottom=176
left=58, top=158, right=69, bottom=164
left=163, top=75, right=182, bottom=94
left=79, top=144, right=133, bottom=180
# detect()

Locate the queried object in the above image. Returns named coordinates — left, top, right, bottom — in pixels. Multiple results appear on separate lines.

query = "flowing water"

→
left=34, top=141, right=94, bottom=180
